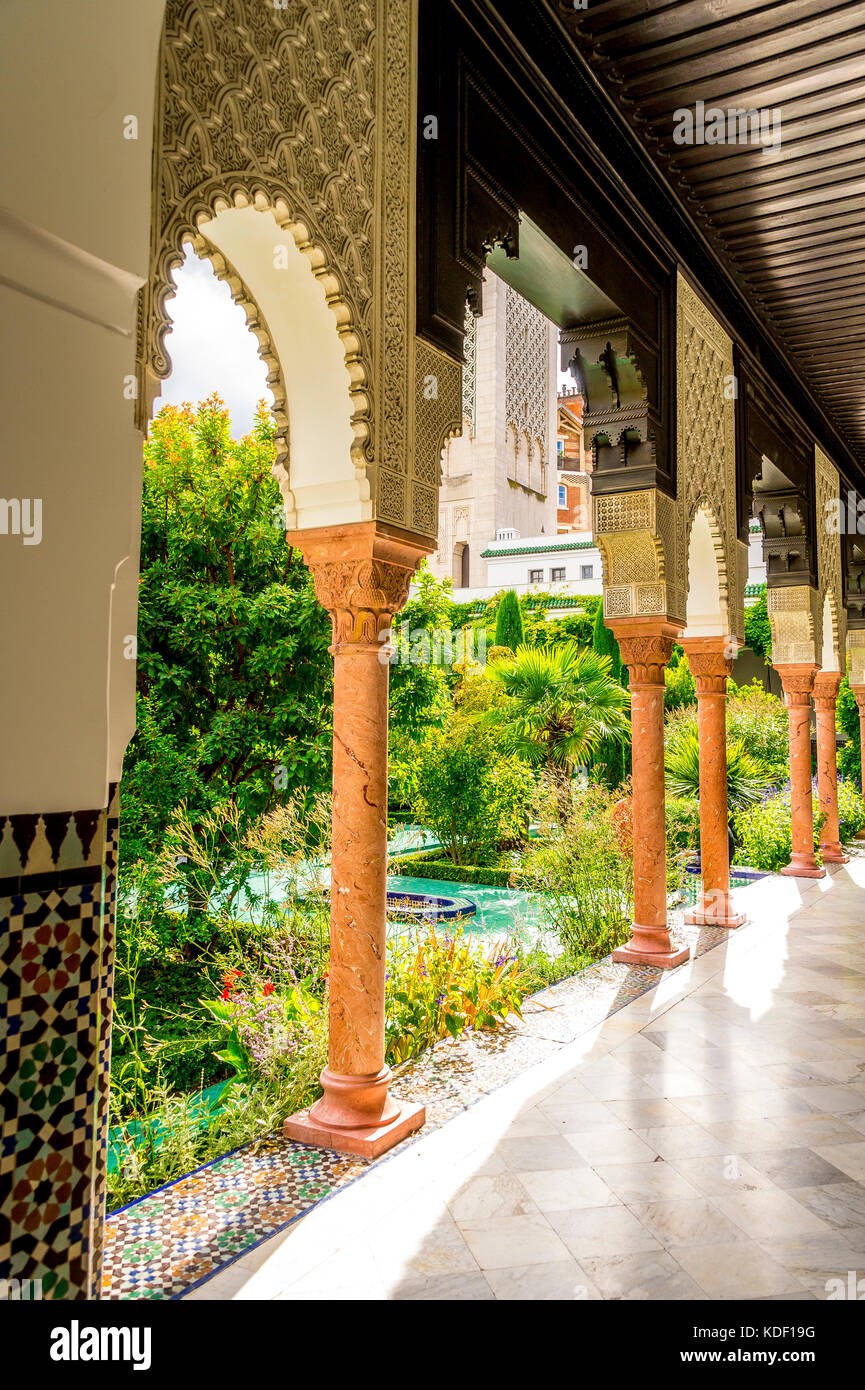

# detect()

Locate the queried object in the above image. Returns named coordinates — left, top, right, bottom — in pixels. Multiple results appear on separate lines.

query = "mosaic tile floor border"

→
left=102, top=905, right=748, bottom=1299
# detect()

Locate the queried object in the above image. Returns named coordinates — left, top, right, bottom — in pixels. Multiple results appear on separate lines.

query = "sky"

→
left=155, top=246, right=273, bottom=438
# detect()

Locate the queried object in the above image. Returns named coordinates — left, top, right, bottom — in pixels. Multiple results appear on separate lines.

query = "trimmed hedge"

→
left=392, top=853, right=512, bottom=888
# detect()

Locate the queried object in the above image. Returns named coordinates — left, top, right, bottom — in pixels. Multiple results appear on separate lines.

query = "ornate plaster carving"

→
left=848, top=628, right=865, bottom=686
left=677, top=275, right=741, bottom=642
left=768, top=584, right=823, bottom=667
left=815, top=445, right=846, bottom=667
left=505, top=285, right=550, bottom=466
left=593, top=489, right=684, bottom=626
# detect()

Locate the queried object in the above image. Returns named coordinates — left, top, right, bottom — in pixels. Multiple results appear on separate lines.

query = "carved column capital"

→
left=812, top=670, right=843, bottom=710
left=617, top=634, right=674, bottom=686
left=608, top=618, right=681, bottom=688
left=852, top=685, right=865, bottom=716
left=775, top=662, right=817, bottom=706
left=292, top=521, right=433, bottom=653
left=680, top=638, right=733, bottom=695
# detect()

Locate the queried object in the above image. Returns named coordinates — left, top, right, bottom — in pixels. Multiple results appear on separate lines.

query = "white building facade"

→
left=429, top=271, right=559, bottom=590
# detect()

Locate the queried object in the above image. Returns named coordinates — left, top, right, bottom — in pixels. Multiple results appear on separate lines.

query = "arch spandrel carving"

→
left=768, top=584, right=823, bottom=668
left=676, top=274, right=742, bottom=643
left=815, top=446, right=846, bottom=669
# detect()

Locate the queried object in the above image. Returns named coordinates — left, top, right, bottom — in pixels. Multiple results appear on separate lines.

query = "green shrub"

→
left=516, top=780, right=632, bottom=962
left=665, top=795, right=701, bottom=854
left=837, top=678, right=861, bottom=786
left=837, top=778, right=865, bottom=839
left=409, top=721, right=534, bottom=866
left=733, top=787, right=823, bottom=872
left=391, top=854, right=513, bottom=887
left=664, top=648, right=696, bottom=711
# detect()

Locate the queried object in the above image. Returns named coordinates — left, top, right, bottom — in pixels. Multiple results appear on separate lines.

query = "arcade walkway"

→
left=188, top=864, right=865, bottom=1302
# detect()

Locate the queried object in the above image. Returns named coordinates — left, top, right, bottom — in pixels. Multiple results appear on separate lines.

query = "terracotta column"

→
left=775, top=664, right=825, bottom=878
left=813, top=671, right=849, bottom=863
left=680, top=638, right=745, bottom=928
left=610, top=621, right=689, bottom=969
left=852, top=685, right=865, bottom=838
left=283, top=521, right=430, bottom=1158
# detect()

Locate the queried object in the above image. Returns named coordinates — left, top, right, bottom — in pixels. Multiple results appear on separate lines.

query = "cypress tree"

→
left=495, top=589, right=525, bottom=651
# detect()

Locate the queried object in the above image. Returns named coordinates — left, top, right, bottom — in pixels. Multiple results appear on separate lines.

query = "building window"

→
left=529, top=568, right=544, bottom=584
left=551, top=567, right=566, bottom=583
left=580, top=564, right=594, bottom=580
left=558, top=484, right=567, bottom=506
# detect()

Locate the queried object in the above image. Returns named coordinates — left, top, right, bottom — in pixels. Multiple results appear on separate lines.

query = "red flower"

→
left=220, top=988, right=232, bottom=1001
left=262, top=982, right=275, bottom=997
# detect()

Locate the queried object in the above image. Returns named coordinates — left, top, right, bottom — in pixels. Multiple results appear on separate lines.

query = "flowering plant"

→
left=204, top=965, right=321, bottom=1085
left=385, top=927, right=529, bottom=1065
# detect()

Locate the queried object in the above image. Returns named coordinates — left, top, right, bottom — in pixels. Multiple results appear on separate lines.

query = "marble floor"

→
left=186, top=862, right=865, bottom=1301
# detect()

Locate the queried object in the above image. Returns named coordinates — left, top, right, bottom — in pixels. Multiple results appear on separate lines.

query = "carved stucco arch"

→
left=683, top=500, right=731, bottom=640
left=139, top=0, right=380, bottom=530
left=815, top=446, right=846, bottom=671
left=139, top=0, right=461, bottom=543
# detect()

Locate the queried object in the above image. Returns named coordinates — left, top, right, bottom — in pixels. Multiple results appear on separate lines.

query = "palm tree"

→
left=483, top=642, right=630, bottom=818
left=665, top=730, right=775, bottom=810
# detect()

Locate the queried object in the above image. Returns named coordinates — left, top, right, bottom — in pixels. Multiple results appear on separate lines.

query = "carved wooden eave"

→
left=560, top=317, right=665, bottom=495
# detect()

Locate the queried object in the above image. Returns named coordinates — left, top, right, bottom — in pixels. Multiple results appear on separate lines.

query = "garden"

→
left=110, top=395, right=865, bottom=1210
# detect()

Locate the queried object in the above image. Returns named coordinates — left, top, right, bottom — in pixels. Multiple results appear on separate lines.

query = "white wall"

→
left=0, top=2, right=165, bottom=813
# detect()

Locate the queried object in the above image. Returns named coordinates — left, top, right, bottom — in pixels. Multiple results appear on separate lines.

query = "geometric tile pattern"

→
left=102, top=905, right=734, bottom=1299
left=0, top=803, right=112, bottom=1300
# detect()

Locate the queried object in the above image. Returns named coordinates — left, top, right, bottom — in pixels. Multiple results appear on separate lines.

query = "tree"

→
left=121, top=396, right=333, bottom=903
left=484, top=642, right=631, bottom=817
left=837, top=676, right=861, bottom=785
left=388, top=562, right=454, bottom=737
left=495, top=589, right=524, bottom=651
left=410, top=716, right=534, bottom=866
left=591, top=604, right=630, bottom=787
left=744, top=590, right=771, bottom=664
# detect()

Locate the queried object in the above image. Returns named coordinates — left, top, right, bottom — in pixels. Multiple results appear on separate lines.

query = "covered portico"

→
left=2, top=0, right=865, bottom=1301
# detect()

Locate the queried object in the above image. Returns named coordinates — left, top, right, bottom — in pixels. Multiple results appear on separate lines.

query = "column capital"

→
left=608, top=618, right=681, bottom=687
left=775, top=662, right=818, bottom=704
left=852, top=684, right=865, bottom=714
left=813, top=670, right=843, bottom=708
left=680, top=637, right=734, bottom=694
left=291, top=520, right=433, bottom=651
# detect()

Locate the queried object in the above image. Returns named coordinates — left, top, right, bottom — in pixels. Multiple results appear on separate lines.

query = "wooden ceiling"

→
left=558, top=0, right=865, bottom=465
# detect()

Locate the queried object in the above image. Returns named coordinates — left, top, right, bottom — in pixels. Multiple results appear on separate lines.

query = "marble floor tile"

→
left=516, top=1166, right=619, bottom=1213
left=546, top=1203, right=662, bottom=1259
left=670, top=1241, right=807, bottom=1300
left=484, top=1260, right=603, bottom=1301
left=496, top=1135, right=588, bottom=1172
left=565, top=1128, right=659, bottom=1167
left=580, top=1249, right=705, bottom=1300
left=390, top=1272, right=495, bottom=1301
left=786, top=1181, right=865, bottom=1230
left=713, top=1188, right=832, bottom=1240
left=634, top=1124, right=727, bottom=1162
left=457, top=1213, right=572, bottom=1270
left=631, top=1197, right=749, bottom=1248
left=594, top=1160, right=702, bottom=1204
left=742, top=1146, right=852, bottom=1191
left=812, top=1141, right=865, bottom=1181
left=447, top=1173, right=540, bottom=1223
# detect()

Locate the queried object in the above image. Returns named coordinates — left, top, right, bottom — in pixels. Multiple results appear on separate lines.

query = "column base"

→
left=612, top=934, right=690, bottom=970
left=780, top=858, right=826, bottom=879
left=684, top=904, right=746, bottom=929
left=820, top=844, right=850, bottom=863
left=284, top=1100, right=426, bottom=1159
